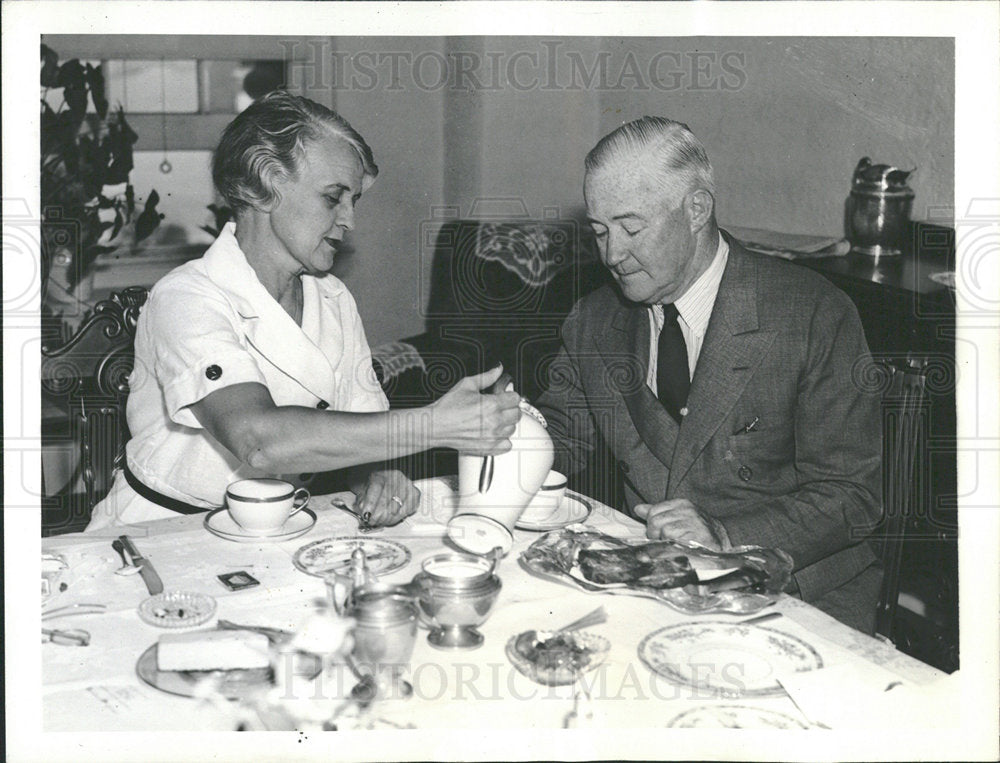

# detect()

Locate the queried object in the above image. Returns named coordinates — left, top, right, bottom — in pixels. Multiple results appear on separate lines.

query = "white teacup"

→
left=519, top=469, right=567, bottom=523
left=226, top=479, right=310, bottom=535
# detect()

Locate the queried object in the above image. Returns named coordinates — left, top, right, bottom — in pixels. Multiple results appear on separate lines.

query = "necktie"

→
left=657, top=303, right=690, bottom=424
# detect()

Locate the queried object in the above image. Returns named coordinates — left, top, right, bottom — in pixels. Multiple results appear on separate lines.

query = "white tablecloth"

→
left=40, top=478, right=945, bottom=733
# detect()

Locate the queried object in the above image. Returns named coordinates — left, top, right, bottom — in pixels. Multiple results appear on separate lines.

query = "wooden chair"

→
left=870, top=355, right=931, bottom=640
left=41, top=287, right=148, bottom=535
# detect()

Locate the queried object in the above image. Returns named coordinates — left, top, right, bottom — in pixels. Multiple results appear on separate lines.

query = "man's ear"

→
left=685, top=189, right=715, bottom=233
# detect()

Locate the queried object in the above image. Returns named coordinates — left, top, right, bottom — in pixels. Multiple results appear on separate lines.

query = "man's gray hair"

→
left=585, top=116, right=715, bottom=198
left=213, top=90, right=378, bottom=216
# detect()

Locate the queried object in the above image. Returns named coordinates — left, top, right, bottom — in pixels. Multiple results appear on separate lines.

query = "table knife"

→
left=117, top=535, right=164, bottom=595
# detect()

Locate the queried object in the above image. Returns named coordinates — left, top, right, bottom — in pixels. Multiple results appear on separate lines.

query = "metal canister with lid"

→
left=847, top=157, right=916, bottom=257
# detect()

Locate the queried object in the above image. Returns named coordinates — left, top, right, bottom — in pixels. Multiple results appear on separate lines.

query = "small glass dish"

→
left=138, top=591, right=217, bottom=629
left=506, top=629, right=610, bottom=686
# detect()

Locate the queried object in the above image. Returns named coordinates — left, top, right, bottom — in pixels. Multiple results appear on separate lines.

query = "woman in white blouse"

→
left=87, top=91, right=520, bottom=531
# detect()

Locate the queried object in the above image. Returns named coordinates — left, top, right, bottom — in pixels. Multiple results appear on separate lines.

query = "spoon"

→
left=330, top=497, right=381, bottom=534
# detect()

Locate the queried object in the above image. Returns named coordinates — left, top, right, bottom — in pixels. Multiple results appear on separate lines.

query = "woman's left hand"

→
left=354, top=469, right=421, bottom=527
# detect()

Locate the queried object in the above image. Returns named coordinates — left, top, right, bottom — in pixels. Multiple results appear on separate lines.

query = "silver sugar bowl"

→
left=413, top=551, right=503, bottom=650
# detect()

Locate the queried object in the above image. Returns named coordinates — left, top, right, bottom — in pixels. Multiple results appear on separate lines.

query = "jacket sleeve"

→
left=715, top=288, right=883, bottom=577
left=534, top=308, right=598, bottom=480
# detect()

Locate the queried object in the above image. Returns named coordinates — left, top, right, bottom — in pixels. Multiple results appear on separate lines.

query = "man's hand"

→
left=634, top=498, right=730, bottom=550
left=354, top=469, right=421, bottom=527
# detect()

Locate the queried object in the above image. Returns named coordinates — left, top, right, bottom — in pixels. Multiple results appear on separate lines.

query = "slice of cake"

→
left=157, top=629, right=270, bottom=672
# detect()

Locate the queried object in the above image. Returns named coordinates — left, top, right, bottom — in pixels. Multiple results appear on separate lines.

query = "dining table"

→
left=40, top=476, right=951, bottom=737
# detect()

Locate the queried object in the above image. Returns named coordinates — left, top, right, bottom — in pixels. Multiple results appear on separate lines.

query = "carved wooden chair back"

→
left=41, top=287, right=148, bottom=533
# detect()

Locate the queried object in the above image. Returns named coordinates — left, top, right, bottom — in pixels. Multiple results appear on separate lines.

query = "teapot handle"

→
left=485, top=546, right=504, bottom=575
left=324, top=572, right=353, bottom=616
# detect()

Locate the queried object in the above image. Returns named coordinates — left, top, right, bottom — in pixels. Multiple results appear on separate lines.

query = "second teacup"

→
left=226, top=478, right=309, bottom=535
left=519, top=470, right=567, bottom=524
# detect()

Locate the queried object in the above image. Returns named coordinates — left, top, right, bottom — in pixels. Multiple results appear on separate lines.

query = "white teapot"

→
left=448, top=390, right=554, bottom=555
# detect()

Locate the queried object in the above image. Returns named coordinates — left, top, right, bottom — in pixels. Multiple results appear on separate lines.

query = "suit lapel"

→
left=596, top=299, right=679, bottom=468
left=668, top=244, right=777, bottom=492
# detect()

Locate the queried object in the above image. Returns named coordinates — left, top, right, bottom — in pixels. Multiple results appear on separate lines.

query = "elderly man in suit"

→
left=535, top=117, right=883, bottom=633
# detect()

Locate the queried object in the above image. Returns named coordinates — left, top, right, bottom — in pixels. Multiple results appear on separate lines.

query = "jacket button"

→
left=618, top=461, right=630, bottom=474
left=738, top=465, right=752, bottom=482
left=316, top=400, right=329, bottom=410
left=205, top=364, right=222, bottom=381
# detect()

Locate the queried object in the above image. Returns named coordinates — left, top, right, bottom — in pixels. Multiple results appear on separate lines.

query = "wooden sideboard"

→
left=797, top=222, right=958, bottom=673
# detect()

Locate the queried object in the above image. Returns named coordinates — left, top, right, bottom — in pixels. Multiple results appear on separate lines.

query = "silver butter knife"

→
left=117, top=535, right=164, bottom=595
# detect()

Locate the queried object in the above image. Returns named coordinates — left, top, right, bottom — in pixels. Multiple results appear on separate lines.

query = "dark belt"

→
left=122, top=462, right=213, bottom=516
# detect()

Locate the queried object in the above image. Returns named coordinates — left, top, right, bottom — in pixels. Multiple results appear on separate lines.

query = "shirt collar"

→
left=672, top=235, right=729, bottom=336
left=200, top=222, right=344, bottom=319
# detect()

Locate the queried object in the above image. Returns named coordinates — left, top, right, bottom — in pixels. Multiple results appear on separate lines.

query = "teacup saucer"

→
left=516, top=493, right=592, bottom=532
left=204, top=508, right=317, bottom=543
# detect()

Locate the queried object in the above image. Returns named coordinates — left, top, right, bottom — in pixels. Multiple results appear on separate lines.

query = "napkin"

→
left=778, top=663, right=962, bottom=730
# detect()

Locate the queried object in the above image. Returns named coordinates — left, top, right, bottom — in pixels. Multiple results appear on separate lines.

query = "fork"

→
left=555, top=605, right=607, bottom=633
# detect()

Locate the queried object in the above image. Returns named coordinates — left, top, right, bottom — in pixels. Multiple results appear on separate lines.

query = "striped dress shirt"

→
left=646, top=236, right=730, bottom=393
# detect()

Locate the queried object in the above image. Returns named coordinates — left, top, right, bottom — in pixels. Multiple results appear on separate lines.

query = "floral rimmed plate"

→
left=638, top=621, right=823, bottom=698
left=667, top=704, right=811, bottom=729
left=138, top=591, right=217, bottom=629
left=292, top=536, right=411, bottom=578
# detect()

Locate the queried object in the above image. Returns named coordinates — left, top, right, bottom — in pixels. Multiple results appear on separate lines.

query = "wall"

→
left=592, top=37, right=954, bottom=236
left=44, top=35, right=954, bottom=346
left=440, top=36, right=952, bottom=239
left=327, top=37, right=448, bottom=347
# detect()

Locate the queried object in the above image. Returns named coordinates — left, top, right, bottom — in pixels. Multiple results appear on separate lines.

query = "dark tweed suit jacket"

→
left=536, top=234, right=883, bottom=605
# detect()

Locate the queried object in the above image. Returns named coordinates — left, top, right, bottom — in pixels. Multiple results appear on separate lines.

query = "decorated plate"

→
left=638, top=621, right=823, bottom=698
left=667, top=704, right=811, bottom=729
left=292, top=536, right=411, bottom=578
left=515, top=493, right=593, bottom=532
left=136, top=642, right=321, bottom=700
left=204, top=508, right=316, bottom=543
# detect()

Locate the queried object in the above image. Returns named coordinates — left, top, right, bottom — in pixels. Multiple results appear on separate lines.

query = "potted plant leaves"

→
left=40, top=43, right=164, bottom=336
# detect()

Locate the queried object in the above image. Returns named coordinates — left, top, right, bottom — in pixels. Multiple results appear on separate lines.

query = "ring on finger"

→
left=390, top=496, right=404, bottom=508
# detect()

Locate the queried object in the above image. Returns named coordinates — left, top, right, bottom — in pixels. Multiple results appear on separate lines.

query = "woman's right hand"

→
left=430, top=365, right=522, bottom=455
